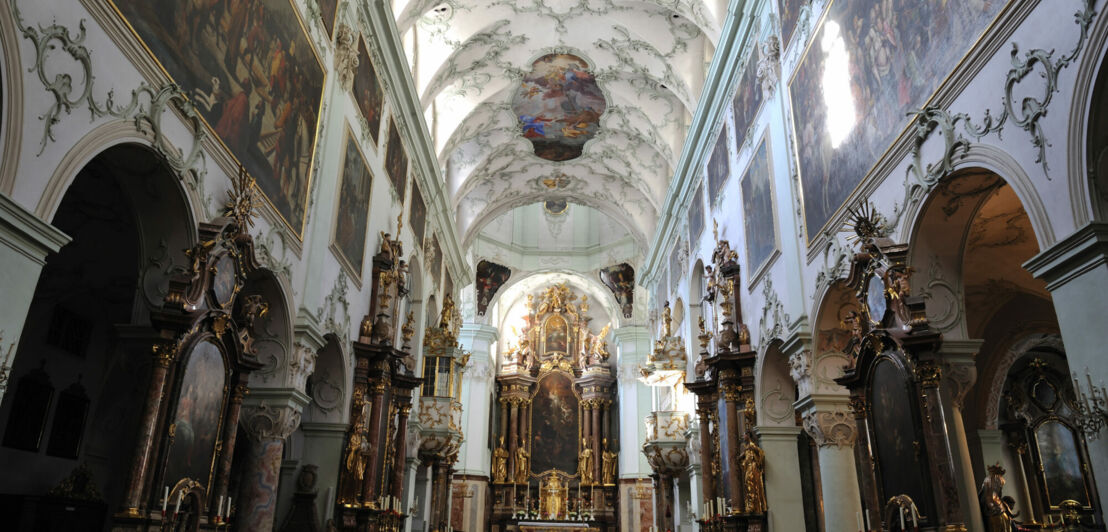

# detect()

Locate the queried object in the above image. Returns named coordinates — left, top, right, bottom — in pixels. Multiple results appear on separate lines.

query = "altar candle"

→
left=227, top=497, right=233, bottom=518
left=864, top=510, right=870, bottom=530
left=911, top=508, right=917, bottom=528
left=163, top=486, right=169, bottom=513
left=217, top=495, right=224, bottom=518
left=175, top=490, right=183, bottom=515
left=856, top=511, right=862, bottom=531
left=899, top=508, right=905, bottom=529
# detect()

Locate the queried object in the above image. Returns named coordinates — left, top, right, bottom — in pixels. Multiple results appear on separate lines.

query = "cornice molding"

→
left=0, top=193, right=71, bottom=264
left=1024, top=222, right=1108, bottom=291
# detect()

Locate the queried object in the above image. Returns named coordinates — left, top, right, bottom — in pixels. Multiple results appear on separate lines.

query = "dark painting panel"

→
left=512, top=54, right=607, bottom=162
left=319, top=0, right=338, bottom=38
left=740, top=138, right=776, bottom=271
left=385, top=119, right=408, bottom=199
left=333, top=130, right=373, bottom=279
left=688, top=182, right=705, bottom=245
left=530, top=373, right=579, bottom=475
left=669, top=243, right=682, bottom=292
left=476, top=260, right=511, bottom=316
left=429, top=235, right=443, bottom=289
left=599, top=263, right=635, bottom=319
left=870, top=359, right=931, bottom=519
left=354, top=37, right=383, bottom=145
left=409, top=180, right=427, bottom=245
left=2, top=365, right=54, bottom=451
left=706, top=127, right=730, bottom=204
left=1035, top=421, right=1091, bottom=507
left=165, top=341, right=226, bottom=488
left=778, top=0, right=804, bottom=48
left=46, top=381, right=90, bottom=459
left=112, top=0, right=325, bottom=236
left=731, top=53, right=764, bottom=151
left=789, top=0, right=1004, bottom=239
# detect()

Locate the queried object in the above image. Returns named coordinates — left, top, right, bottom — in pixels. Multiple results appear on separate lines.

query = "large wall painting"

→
left=512, top=54, right=607, bottom=162
left=731, top=53, right=764, bottom=152
left=476, top=260, right=511, bottom=316
left=598, top=263, right=634, bottom=319
left=740, top=137, right=777, bottom=273
left=789, top=0, right=1004, bottom=241
left=777, top=0, right=804, bottom=49
left=530, top=372, right=579, bottom=475
left=111, top=0, right=325, bottom=237
left=543, top=315, right=569, bottom=355
left=409, top=180, right=427, bottom=246
left=353, top=37, right=383, bottom=145
left=164, top=341, right=226, bottom=489
left=384, top=118, right=408, bottom=199
left=318, top=0, right=338, bottom=38
left=332, top=128, right=373, bottom=280
left=706, top=125, right=730, bottom=204
left=688, top=182, right=705, bottom=245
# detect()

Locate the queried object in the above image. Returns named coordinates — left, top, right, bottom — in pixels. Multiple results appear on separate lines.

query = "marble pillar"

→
left=239, top=398, right=304, bottom=532
left=940, top=341, right=985, bottom=532
left=799, top=397, right=862, bottom=532
left=1025, top=222, right=1108, bottom=513
left=0, top=194, right=69, bottom=403
left=119, top=343, right=175, bottom=515
left=614, top=326, right=652, bottom=478
left=457, top=324, right=496, bottom=478
left=755, top=426, right=807, bottom=531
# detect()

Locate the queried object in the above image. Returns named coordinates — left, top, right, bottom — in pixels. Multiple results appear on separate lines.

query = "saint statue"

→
left=493, top=437, right=509, bottom=483
left=540, top=474, right=565, bottom=520
left=662, top=301, right=672, bottom=336
left=740, top=432, right=767, bottom=514
left=579, top=438, right=594, bottom=485
left=601, top=439, right=618, bottom=485
left=515, top=446, right=530, bottom=484
left=979, top=462, right=1015, bottom=531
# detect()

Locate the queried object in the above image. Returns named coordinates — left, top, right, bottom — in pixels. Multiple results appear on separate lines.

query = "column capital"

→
left=612, top=325, right=650, bottom=346
left=459, top=323, right=499, bottom=345
left=242, top=389, right=309, bottom=441
left=1025, top=221, right=1108, bottom=290
left=801, top=409, right=857, bottom=448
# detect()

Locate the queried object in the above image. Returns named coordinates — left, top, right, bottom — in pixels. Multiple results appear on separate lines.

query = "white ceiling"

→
left=392, top=0, right=724, bottom=268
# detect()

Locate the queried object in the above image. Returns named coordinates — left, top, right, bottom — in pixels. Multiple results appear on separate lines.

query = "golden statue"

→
left=601, top=439, right=617, bottom=485
left=515, top=446, right=530, bottom=484
left=740, top=432, right=767, bottom=514
left=579, top=438, right=594, bottom=485
left=980, top=462, right=1014, bottom=532
left=493, top=438, right=509, bottom=483
left=540, top=474, right=566, bottom=520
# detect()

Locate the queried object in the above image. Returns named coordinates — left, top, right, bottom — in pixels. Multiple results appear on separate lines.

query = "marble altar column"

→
left=509, top=399, right=520, bottom=479
left=363, top=376, right=389, bottom=504
left=391, top=403, right=413, bottom=499
left=211, top=376, right=248, bottom=521
left=499, top=397, right=509, bottom=445
left=591, top=401, right=603, bottom=481
left=118, top=343, right=176, bottom=516
left=239, top=400, right=303, bottom=532
left=720, top=381, right=743, bottom=509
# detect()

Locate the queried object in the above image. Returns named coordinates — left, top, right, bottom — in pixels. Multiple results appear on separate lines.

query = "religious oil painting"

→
left=318, top=0, right=338, bottom=38
left=385, top=118, right=408, bottom=199
left=1035, top=420, right=1091, bottom=507
left=870, top=358, right=933, bottom=519
left=741, top=137, right=777, bottom=272
left=706, top=125, right=730, bottom=204
left=688, top=182, right=705, bottom=246
left=354, top=37, right=383, bottom=145
left=332, top=129, right=373, bottom=280
left=164, top=341, right=226, bottom=489
left=731, top=51, right=764, bottom=152
left=599, top=263, right=635, bottom=319
left=530, top=373, right=579, bottom=475
left=789, top=0, right=1004, bottom=240
left=429, top=235, right=444, bottom=288
left=544, top=315, right=568, bottom=354
left=512, top=54, right=607, bottom=162
left=476, top=260, right=511, bottom=316
left=111, top=0, right=325, bottom=236
left=778, top=0, right=804, bottom=48
left=409, top=180, right=427, bottom=246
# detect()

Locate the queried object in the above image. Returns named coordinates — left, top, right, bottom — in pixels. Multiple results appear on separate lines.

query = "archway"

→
left=0, top=144, right=195, bottom=517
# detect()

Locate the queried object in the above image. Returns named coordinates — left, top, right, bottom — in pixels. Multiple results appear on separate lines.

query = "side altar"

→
left=489, top=284, right=619, bottom=531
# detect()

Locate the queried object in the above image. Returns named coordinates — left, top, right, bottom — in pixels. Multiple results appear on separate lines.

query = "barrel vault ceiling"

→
left=392, top=0, right=725, bottom=269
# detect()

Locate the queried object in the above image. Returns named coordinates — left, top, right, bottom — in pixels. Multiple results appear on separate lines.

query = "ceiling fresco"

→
left=392, top=0, right=723, bottom=270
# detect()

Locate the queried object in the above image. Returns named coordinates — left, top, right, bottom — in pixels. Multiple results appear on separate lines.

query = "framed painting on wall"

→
left=353, top=36, right=383, bottom=146
left=384, top=118, right=409, bottom=200
left=777, top=0, right=804, bottom=49
left=164, top=341, right=227, bottom=490
left=788, top=0, right=1004, bottom=242
left=731, top=52, right=764, bottom=152
left=409, top=180, right=427, bottom=246
left=706, top=126, right=730, bottom=205
left=110, top=0, right=326, bottom=238
left=330, top=126, right=373, bottom=282
left=740, top=136, right=778, bottom=277
left=318, top=0, right=338, bottom=39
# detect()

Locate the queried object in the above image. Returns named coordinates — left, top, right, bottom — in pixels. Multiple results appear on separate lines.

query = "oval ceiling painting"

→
left=512, top=54, right=606, bottom=162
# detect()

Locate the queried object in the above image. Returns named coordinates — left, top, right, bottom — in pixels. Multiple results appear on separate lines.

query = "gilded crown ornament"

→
left=223, top=165, right=262, bottom=231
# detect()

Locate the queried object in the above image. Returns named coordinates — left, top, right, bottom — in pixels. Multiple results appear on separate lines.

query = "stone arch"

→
left=305, top=334, right=350, bottom=426
left=0, top=0, right=23, bottom=195
left=686, top=258, right=705, bottom=375
left=241, top=267, right=296, bottom=389
left=756, top=339, right=797, bottom=427
left=807, top=280, right=857, bottom=394
left=978, top=333, right=1065, bottom=431
left=1067, top=3, right=1108, bottom=225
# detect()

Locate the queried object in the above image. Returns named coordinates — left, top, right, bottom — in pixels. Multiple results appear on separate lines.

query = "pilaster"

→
left=754, top=426, right=807, bottom=531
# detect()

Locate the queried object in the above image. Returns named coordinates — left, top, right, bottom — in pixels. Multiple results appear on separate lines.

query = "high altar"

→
left=490, top=284, right=618, bottom=531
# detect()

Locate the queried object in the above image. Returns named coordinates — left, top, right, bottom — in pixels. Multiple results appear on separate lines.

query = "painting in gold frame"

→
left=318, top=0, right=338, bottom=39
left=529, top=372, right=579, bottom=476
left=384, top=118, right=408, bottom=200
left=163, top=340, right=227, bottom=493
left=110, top=0, right=326, bottom=238
left=330, top=126, right=373, bottom=283
left=740, top=135, right=778, bottom=275
left=353, top=35, right=384, bottom=146
left=543, top=315, right=568, bottom=355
